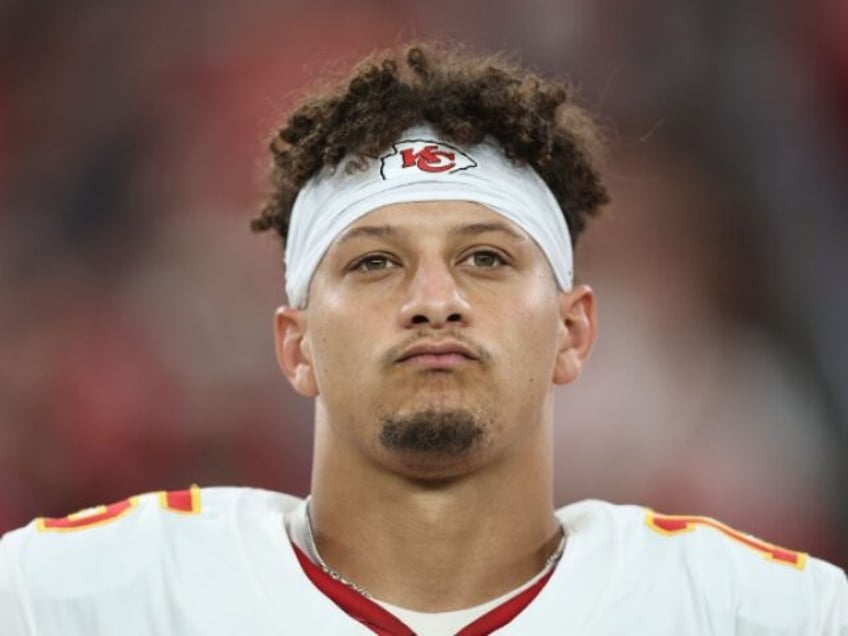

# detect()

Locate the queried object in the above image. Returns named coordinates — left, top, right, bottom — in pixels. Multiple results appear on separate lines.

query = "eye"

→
left=350, top=254, right=397, bottom=273
left=462, top=249, right=507, bottom=269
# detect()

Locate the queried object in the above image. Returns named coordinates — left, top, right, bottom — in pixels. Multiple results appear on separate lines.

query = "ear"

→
left=274, top=305, right=319, bottom=397
left=552, top=284, right=597, bottom=385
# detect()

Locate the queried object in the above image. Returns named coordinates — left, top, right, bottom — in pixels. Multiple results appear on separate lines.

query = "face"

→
left=276, top=201, right=595, bottom=479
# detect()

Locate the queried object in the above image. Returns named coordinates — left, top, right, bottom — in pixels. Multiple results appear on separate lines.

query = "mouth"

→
left=396, top=341, right=479, bottom=369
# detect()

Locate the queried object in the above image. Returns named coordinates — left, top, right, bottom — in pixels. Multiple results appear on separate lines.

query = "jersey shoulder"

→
left=0, top=486, right=301, bottom=598
left=557, top=499, right=848, bottom=632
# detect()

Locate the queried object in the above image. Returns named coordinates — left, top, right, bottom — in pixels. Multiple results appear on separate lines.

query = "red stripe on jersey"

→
left=455, top=568, right=554, bottom=635
left=292, top=543, right=414, bottom=635
left=291, top=542, right=555, bottom=635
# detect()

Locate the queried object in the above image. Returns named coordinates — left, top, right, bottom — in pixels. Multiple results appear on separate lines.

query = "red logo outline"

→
left=380, top=137, right=477, bottom=179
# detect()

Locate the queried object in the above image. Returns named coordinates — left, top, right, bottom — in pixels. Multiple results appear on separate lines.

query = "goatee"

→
left=379, top=409, right=485, bottom=455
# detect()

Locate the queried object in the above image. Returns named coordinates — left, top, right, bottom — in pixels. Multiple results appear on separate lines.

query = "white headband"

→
left=284, top=125, right=573, bottom=307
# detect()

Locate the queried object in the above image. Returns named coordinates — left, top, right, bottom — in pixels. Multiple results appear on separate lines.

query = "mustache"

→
left=380, top=331, right=491, bottom=367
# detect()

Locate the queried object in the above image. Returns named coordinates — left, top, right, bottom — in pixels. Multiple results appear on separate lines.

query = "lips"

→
left=396, top=341, right=479, bottom=366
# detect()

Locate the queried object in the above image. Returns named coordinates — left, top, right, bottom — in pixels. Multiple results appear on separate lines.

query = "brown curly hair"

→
left=252, top=42, right=609, bottom=247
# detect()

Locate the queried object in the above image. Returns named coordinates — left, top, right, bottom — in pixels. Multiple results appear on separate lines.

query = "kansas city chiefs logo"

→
left=380, top=137, right=478, bottom=180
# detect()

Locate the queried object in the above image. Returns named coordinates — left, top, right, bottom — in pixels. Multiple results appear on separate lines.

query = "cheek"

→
left=510, top=301, right=560, bottom=383
left=307, top=306, right=379, bottom=394
left=310, top=323, right=355, bottom=379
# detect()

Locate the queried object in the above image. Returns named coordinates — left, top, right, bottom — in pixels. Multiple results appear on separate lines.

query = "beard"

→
left=378, top=408, right=486, bottom=456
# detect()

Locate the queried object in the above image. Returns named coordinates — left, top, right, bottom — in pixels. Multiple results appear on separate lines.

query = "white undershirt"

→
left=372, top=567, right=553, bottom=635
left=285, top=498, right=561, bottom=635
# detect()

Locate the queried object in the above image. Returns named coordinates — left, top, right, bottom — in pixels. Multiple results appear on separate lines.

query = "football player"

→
left=1, top=43, right=845, bottom=635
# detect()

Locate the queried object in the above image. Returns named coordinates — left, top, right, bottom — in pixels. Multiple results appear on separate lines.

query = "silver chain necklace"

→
left=302, top=502, right=567, bottom=602
left=304, top=502, right=374, bottom=598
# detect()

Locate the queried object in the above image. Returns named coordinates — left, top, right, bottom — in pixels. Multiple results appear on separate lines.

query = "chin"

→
left=378, top=407, right=486, bottom=455
left=385, top=449, right=487, bottom=485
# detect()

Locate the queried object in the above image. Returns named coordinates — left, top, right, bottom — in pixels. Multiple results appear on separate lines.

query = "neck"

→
left=308, top=410, right=560, bottom=611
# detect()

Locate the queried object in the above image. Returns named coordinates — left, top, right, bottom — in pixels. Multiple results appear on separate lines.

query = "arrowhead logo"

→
left=380, top=137, right=478, bottom=180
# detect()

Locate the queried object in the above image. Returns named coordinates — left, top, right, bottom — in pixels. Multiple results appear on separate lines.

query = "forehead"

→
left=331, top=200, right=532, bottom=245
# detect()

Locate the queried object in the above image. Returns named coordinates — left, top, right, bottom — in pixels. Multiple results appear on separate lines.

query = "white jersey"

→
left=0, top=487, right=845, bottom=635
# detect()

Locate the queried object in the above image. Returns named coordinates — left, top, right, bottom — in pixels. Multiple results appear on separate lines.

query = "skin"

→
left=275, top=200, right=597, bottom=611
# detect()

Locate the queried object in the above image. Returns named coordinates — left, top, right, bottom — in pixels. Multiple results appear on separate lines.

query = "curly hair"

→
left=252, top=42, right=609, bottom=247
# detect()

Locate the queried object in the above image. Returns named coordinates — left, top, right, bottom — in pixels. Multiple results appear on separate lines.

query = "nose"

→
left=398, top=258, right=472, bottom=329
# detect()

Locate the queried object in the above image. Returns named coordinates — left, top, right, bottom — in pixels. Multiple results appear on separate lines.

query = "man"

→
left=1, top=43, right=846, bottom=635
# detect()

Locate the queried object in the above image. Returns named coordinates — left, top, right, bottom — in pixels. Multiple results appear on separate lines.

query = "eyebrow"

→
left=450, top=222, right=526, bottom=241
left=335, top=224, right=398, bottom=245
left=334, top=220, right=527, bottom=246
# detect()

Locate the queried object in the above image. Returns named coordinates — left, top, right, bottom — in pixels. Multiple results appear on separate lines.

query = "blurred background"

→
left=0, top=0, right=845, bottom=566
